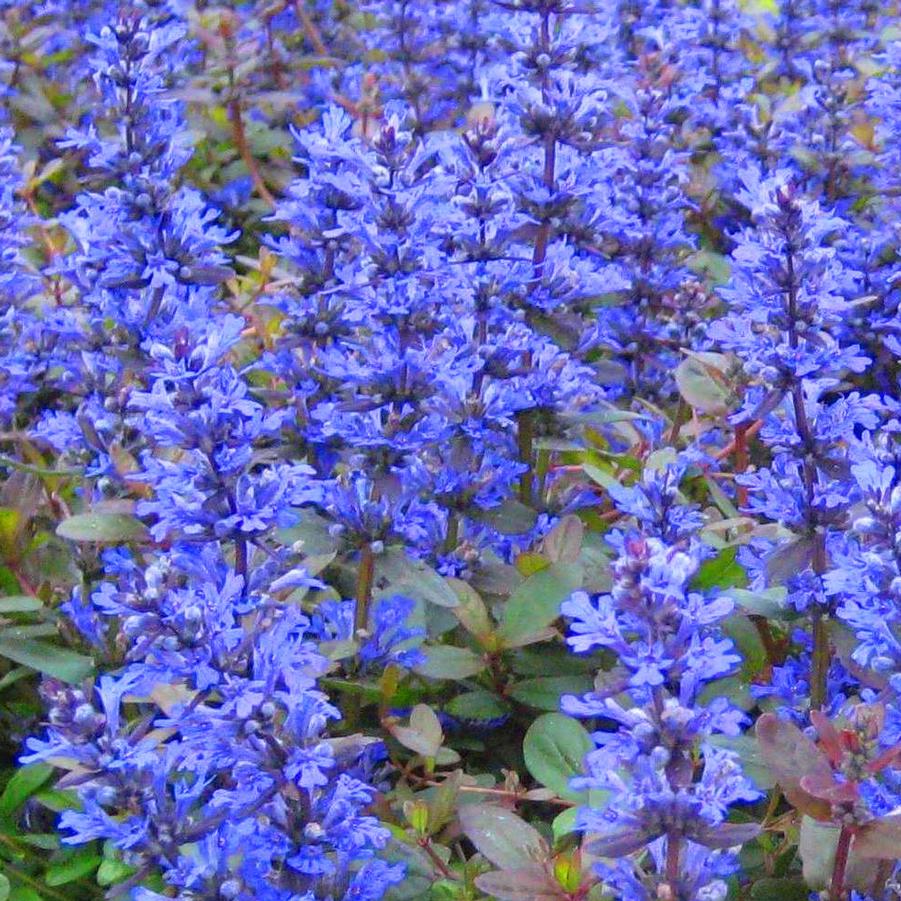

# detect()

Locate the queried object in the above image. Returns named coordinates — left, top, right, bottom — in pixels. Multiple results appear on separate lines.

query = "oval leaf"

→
left=675, top=353, right=731, bottom=414
left=756, top=713, right=832, bottom=820
left=0, top=638, right=94, bottom=683
left=523, top=713, right=593, bottom=799
left=500, top=564, right=583, bottom=645
left=415, top=645, right=486, bottom=680
left=474, top=867, right=564, bottom=901
left=445, top=690, right=510, bottom=723
left=459, top=805, right=549, bottom=870
left=56, top=512, right=148, bottom=543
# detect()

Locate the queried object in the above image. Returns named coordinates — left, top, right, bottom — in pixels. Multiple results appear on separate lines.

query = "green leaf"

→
left=728, top=587, right=791, bottom=619
left=414, top=645, right=486, bottom=680
left=523, top=713, right=593, bottom=800
left=390, top=704, right=444, bottom=757
left=32, top=788, right=82, bottom=813
left=8, top=888, right=44, bottom=901
left=708, top=733, right=774, bottom=789
left=96, top=856, right=135, bottom=886
left=377, top=549, right=458, bottom=608
left=44, top=848, right=102, bottom=886
left=0, top=763, right=54, bottom=820
left=582, top=463, right=621, bottom=492
left=447, top=579, right=494, bottom=642
left=540, top=516, right=583, bottom=564
left=551, top=791, right=605, bottom=841
left=0, top=666, right=33, bottom=692
left=724, top=614, right=767, bottom=679
left=799, top=817, right=841, bottom=889
left=694, top=547, right=747, bottom=591
left=508, top=676, right=593, bottom=711
left=749, top=879, right=809, bottom=900
left=277, top=510, right=339, bottom=556
left=0, top=509, right=22, bottom=558
left=470, top=499, right=538, bottom=535
left=0, top=638, right=93, bottom=683
left=551, top=807, right=579, bottom=841
left=687, top=249, right=732, bottom=285
left=56, top=512, right=147, bottom=543
left=458, top=805, right=549, bottom=870
left=510, top=647, right=595, bottom=677
left=499, top=564, right=582, bottom=645
left=17, top=833, right=60, bottom=850
left=560, top=409, right=649, bottom=429
left=382, top=841, right=439, bottom=901
left=0, top=873, right=9, bottom=901
left=424, top=770, right=463, bottom=834
left=445, top=691, right=510, bottom=723
left=0, top=596, right=44, bottom=614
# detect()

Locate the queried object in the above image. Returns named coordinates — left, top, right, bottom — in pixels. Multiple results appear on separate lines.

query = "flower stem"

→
left=228, top=97, right=277, bottom=208
left=443, top=512, right=459, bottom=556
left=829, top=825, right=853, bottom=901
left=355, top=542, right=375, bottom=635
left=518, top=410, right=535, bottom=504
left=665, top=833, right=681, bottom=891
left=811, top=609, right=830, bottom=711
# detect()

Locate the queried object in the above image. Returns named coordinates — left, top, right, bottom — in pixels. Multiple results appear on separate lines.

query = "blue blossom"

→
left=562, top=465, right=759, bottom=898
left=312, top=594, right=426, bottom=671
left=712, top=168, right=875, bottom=709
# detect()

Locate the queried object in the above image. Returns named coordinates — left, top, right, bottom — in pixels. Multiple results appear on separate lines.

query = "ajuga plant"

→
left=712, top=169, right=878, bottom=714
left=480, top=0, right=619, bottom=507
left=0, top=128, right=40, bottom=424
left=830, top=433, right=901, bottom=711
left=561, top=458, right=761, bottom=901
left=25, top=321, right=407, bottom=900
left=354, top=1, right=472, bottom=131
left=833, top=37, right=901, bottom=394
left=19, top=9, right=406, bottom=901
left=676, top=0, right=753, bottom=140
left=587, top=35, right=702, bottom=402
left=9, top=1, right=901, bottom=900
left=32, top=10, right=234, bottom=483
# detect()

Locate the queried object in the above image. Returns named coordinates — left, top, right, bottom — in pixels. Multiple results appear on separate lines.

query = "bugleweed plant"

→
left=3, top=2, right=901, bottom=901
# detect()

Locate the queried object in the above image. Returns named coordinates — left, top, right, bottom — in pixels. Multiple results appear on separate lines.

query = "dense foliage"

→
left=2, top=1, right=901, bottom=899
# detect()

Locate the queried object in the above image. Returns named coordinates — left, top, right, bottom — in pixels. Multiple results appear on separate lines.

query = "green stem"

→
left=443, top=512, right=459, bottom=556
left=517, top=411, right=534, bottom=504
left=346, top=542, right=376, bottom=731
left=535, top=448, right=551, bottom=503
left=355, top=542, right=375, bottom=634
left=811, top=608, right=830, bottom=711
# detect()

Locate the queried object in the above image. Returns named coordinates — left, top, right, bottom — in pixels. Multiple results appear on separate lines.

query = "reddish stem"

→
left=228, top=98, right=277, bottom=208
left=665, top=833, right=681, bottom=887
left=829, top=826, right=853, bottom=901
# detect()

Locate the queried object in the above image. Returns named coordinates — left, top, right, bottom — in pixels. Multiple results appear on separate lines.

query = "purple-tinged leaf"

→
left=852, top=815, right=901, bottom=859
left=459, top=805, right=549, bottom=870
left=474, top=867, right=566, bottom=901
left=694, top=822, right=761, bottom=849
left=756, top=713, right=832, bottom=820
left=585, top=827, right=652, bottom=857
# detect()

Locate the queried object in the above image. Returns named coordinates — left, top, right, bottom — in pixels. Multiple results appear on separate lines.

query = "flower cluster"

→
left=20, top=10, right=409, bottom=901
left=6, top=0, right=901, bottom=899
left=561, top=463, right=760, bottom=900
